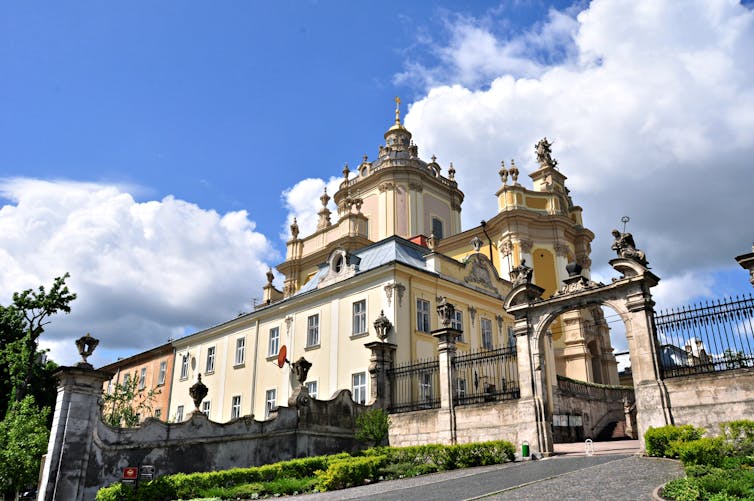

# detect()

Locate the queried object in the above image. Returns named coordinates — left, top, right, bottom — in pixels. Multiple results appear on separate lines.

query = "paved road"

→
left=295, top=454, right=683, bottom=501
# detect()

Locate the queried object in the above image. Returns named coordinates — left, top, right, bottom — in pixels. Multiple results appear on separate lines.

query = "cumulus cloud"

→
left=280, top=176, right=343, bottom=241
left=400, top=0, right=754, bottom=299
left=0, top=178, right=277, bottom=366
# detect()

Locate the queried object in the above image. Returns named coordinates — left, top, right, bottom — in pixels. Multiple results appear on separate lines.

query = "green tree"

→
left=102, top=375, right=161, bottom=428
left=0, top=396, right=50, bottom=500
left=355, top=408, right=391, bottom=446
left=0, top=274, right=76, bottom=418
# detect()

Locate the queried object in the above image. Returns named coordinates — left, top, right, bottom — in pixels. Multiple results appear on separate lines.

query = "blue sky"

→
left=1, top=0, right=753, bottom=365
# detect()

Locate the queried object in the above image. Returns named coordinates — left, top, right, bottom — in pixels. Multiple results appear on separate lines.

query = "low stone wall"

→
left=664, top=367, right=754, bottom=433
left=388, top=399, right=536, bottom=451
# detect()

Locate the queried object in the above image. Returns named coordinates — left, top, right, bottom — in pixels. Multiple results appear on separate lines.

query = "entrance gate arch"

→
left=503, top=257, right=672, bottom=455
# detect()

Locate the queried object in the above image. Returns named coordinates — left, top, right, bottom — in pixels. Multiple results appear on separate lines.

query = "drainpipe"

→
left=480, top=220, right=494, bottom=262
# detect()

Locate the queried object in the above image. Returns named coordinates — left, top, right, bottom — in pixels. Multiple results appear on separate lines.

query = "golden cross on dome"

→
left=394, top=96, right=401, bottom=124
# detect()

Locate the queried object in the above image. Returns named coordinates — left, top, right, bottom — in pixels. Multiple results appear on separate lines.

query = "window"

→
left=176, top=405, right=184, bottom=422
left=352, top=300, right=366, bottom=335
left=305, top=381, right=318, bottom=399
left=231, top=395, right=241, bottom=420
left=138, top=367, right=146, bottom=390
left=457, top=378, right=467, bottom=399
left=507, top=326, right=517, bottom=349
left=205, top=346, right=215, bottom=373
left=451, top=309, right=464, bottom=342
left=352, top=372, right=367, bottom=404
left=268, top=327, right=280, bottom=357
left=431, top=217, right=444, bottom=239
left=202, top=400, right=211, bottom=415
left=420, top=372, right=433, bottom=402
left=416, top=299, right=430, bottom=332
left=482, top=318, right=493, bottom=349
left=235, top=338, right=245, bottom=366
left=154, top=408, right=162, bottom=420
left=157, top=361, right=167, bottom=385
left=307, top=314, right=320, bottom=347
left=180, top=354, right=189, bottom=379
left=123, top=373, right=131, bottom=386
left=265, top=389, right=277, bottom=418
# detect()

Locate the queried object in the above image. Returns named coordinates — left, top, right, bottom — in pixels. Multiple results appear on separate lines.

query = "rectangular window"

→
left=138, top=367, right=146, bottom=390
left=352, top=372, right=367, bottom=405
left=123, top=373, right=131, bottom=386
left=416, top=298, right=430, bottom=332
left=268, top=327, right=280, bottom=357
left=420, top=372, right=433, bottom=402
left=457, top=378, right=467, bottom=399
left=305, top=381, right=318, bottom=399
left=451, top=309, right=464, bottom=341
left=352, top=300, right=367, bottom=335
left=205, top=346, right=215, bottom=373
left=158, top=361, right=167, bottom=385
left=482, top=318, right=493, bottom=349
left=235, top=338, right=246, bottom=366
left=176, top=405, right=184, bottom=422
left=180, top=354, right=189, bottom=379
left=154, top=408, right=162, bottom=420
left=431, top=217, right=444, bottom=239
left=202, top=400, right=211, bottom=415
left=265, top=389, right=277, bottom=418
left=231, top=395, right=241, bottom=420
left=507, top=326, right=517, bottom=349
left=307, top=314, right=320, bottom=347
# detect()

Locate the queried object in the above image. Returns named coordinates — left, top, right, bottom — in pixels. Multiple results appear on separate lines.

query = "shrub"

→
left=645, top=425, right=704, bottom=458
left=315, top=455, right=388, bottom=491
left=662, top=478, right=703, bottom=501
left=720, top=419, right=754, bottom=455
left=355, top=408, right=391, bottom=446
left=676, top=437, right=728, bottom=467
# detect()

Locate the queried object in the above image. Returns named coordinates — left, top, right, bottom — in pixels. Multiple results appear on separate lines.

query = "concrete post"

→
left=432, top=327, right=461, bottom=444
left=38, top=366, right=112, bottom=501
left=365, top=341, right=397, bottom=408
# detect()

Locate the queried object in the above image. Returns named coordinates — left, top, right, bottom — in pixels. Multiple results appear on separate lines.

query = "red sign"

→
left=122, top=467, right=138, bottom=481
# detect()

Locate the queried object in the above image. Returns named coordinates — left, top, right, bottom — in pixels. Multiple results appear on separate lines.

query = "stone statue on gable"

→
left=535, top=137, right=558, bottom=168
left=611, top=229, right=648, bottom=266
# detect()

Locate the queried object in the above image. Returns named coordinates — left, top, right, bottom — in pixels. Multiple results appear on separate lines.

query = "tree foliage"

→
left=102, top=375, right=161, bottom=428
left=0, top=396, right=50, bottom=498
left=0, top=273, right=76, bottom=419
left=355, top=408, right=391, bottom=446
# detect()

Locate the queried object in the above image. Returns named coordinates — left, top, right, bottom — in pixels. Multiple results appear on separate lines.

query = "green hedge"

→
left=645, top=424, right=704, bottom=458
left=96, top=440, right=516, bottom=500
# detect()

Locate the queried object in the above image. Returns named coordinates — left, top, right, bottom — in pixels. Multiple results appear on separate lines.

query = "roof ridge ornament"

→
left=394, top=96, right=401, bottom=125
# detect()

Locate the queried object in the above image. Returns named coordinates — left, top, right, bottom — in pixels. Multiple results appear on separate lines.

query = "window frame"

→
left=201, top=400, right=211, bottom=416
left=352, top=372, right=367, bottom=405
left=451, top=309, right=464, bottom=342
left=230, top=395, right=241, bottom=420
left=157, top=360, right=167, bottom=386
left=352, top=300, right=367, bottom=336
left=307, top=314, right=320, bottom=347
left=268, top=327, right=280, bottom=357
left=205, top=346, right=216, bottom=374
left=265, top=389, right=277, bottom=418
left=431, top=216, right=444, bottom=239
left=176, top=405, right=184, bottom=422
left=305, top=381, right=318, bottom=399
left=179, top=354, right=189, bottom=380
left=481, top=317, right=493, bottom=349
left=138, top=367, right=147, bottom=390
left=416, top=298, right=431, bottom=333
left=234, top=337, right=246, bottom=366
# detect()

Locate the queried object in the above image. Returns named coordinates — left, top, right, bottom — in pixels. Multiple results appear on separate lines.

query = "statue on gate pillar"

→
left=611, top=229, right=648, bottom=266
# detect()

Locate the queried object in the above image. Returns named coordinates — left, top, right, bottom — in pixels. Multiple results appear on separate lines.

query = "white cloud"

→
left=400, top=0, right=754, bottom=303
left=0, top=178, right=277, bottom=366
left=280, top=176, right=342, bottom=241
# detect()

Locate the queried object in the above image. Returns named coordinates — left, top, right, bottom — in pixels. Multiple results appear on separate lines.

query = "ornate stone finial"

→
left=75, top=333, right=99, bottom=368
left=499, top=160, right=508, bottom=185
left=363, top=154, right=368, bottom=164
left=291, top=357, right=312, bottom=385
left=290, top=217, right=299, bottom=239
left=394, top=96, right=401, bottom=124
left=509, top=159, right=519, bottom=183
left=535, top=137, right=558, bottom=168
left=431, top=154, right=437, bottom=163
left=448, top=162, right=456, bottom=180
left=509, top=259, right=533, bottom=285
left=320, top=187, right=330, bottom=207
left=342, top=163, right=350, bottom=179
left=565, top=262, right=582, bottom=277
left=189, top=374, right=208, bottom=412
left=611, top=229, right=648, bottom=266
left=373, top=310, right=392, bottom=342
left=266, top=268, right=274, bottom=285
left=471, top=235, right=483, bottom=252
left=436, top=296, right=455, bottom=328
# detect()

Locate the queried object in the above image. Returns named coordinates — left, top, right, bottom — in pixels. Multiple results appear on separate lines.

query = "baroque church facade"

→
left=105, top=101, right=618, bottom=424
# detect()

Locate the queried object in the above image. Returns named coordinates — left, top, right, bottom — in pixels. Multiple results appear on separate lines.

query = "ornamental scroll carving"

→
left=551, top=276, right=604, bottom=298
left=384, top=282, right=405, bottom=307
left=463, top=254, right=495, bottom=291
left=554, top=243, right=570, bottom=257
left=378, top=182, right=395, bottom=192
left=519, top=239, right=533, bottom=254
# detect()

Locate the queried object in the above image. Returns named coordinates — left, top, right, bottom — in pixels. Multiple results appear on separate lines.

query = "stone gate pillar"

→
left=39, top=365, right=113, bottom=501
left=365, top=341, right=397, bottom=408
left=433, top=298, right=462, bottom=444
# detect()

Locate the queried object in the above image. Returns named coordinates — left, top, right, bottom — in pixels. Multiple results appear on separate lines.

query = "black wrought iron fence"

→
left=655, top=293, right=754, bottom=378
left=452, top=347, right=520, bottom=406
left=387, top=357, right=440, bottom=413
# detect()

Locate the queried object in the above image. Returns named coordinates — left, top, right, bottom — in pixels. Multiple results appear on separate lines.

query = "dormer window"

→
left=318, top=248, right=361, bottom=289
left=333, top=254, right=344, bottom=273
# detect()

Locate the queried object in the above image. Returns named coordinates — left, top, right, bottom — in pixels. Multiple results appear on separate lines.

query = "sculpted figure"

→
left=611, top=229, right=648, bottom=265
left=509, top=259, right=533, bottom=285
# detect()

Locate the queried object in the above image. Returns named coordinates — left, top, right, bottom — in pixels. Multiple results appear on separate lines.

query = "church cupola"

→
left=382, top=97, right=413, bottom=156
